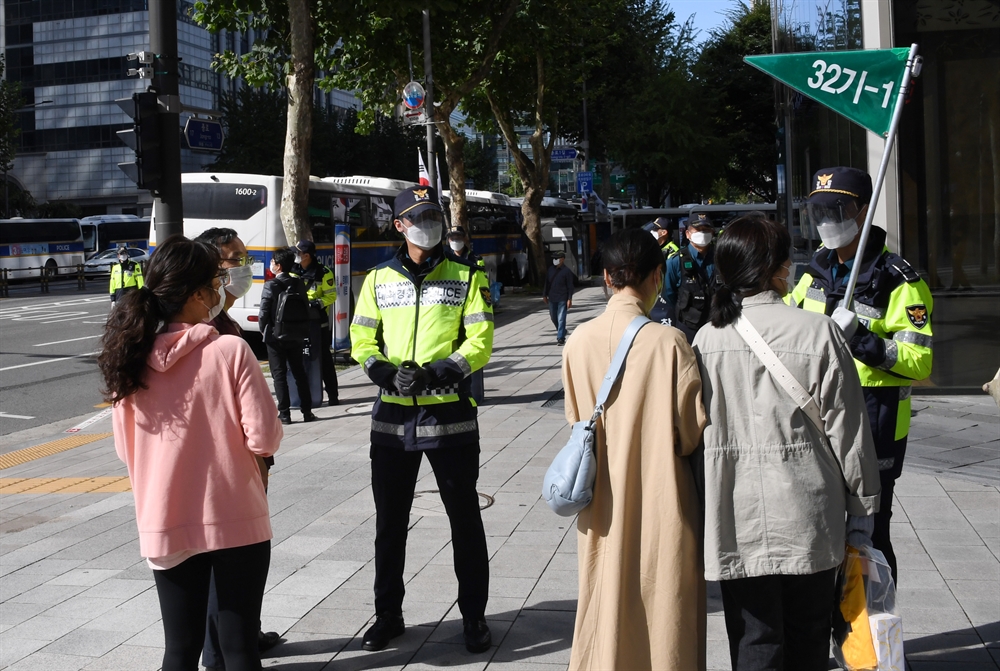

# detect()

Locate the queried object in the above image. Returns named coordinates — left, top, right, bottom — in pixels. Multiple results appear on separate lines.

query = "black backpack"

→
left=272, top=279, right=310, bottom=342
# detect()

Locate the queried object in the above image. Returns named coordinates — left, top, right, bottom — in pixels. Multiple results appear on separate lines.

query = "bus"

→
left=613, top=203, right=778, bottom=236
left=79, top=215, right=151, bottom=257
left=152, top=173, right=526, bottom=336
left=442, top=188, right=525, bottom=286
left=0, top=218, right=87, bottom=279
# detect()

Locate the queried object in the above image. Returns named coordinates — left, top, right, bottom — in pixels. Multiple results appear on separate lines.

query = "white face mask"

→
left=448, top=240, right=465, bottom=253
left=817, top=219, right=860, bottom=250
left=201, top=283, right=226, bottom=323
left=650, top=230, right=660, bottom=240
left=402, top=219, right=443, bottom=250
left=690, top=231, right=713, bottom=247
left=294, top=255, right=302, bottom=265
left=773, top=262, right=792, bottom=297
left=224, top=265, right=253, bottom=298
left=553, top=259, right=561, bottom=266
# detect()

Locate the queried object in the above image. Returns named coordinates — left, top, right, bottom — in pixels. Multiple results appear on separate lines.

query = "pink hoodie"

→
left=113, top=322, right=283, bottom=559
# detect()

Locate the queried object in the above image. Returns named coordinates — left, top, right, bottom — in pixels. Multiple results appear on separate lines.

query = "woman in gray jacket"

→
left=692, top=216, right=881, bottom=671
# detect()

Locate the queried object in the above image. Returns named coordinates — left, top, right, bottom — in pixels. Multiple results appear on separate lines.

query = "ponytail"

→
left=709, top=284, right=743, bottom=328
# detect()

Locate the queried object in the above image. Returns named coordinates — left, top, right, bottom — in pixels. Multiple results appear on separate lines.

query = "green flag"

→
left=745, top=48, right=910, bottom=136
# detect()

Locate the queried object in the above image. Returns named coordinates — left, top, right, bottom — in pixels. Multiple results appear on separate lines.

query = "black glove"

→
left=394, top=361, right=429, bottom=396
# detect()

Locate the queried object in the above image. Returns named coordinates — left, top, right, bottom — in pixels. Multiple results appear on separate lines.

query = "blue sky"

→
left=667, top=0, right=751, bottom=42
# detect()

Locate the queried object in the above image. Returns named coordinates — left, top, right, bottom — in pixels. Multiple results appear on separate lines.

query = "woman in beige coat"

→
left=562, top=228, right=707, bottom=671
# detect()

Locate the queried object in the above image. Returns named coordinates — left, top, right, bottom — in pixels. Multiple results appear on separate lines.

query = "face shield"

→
left=807, top=198, right=862, bottom=250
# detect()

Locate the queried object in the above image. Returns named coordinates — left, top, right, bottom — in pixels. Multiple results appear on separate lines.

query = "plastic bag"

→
left=832, top=545, right=904, bottom=671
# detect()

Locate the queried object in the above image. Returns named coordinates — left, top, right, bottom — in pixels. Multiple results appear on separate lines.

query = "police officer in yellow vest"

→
left=109, top=245, right=144, bottom=304
left=350, top=185, right=494, bottom=655
left=643, top=216, right=679, bottom=259
left=291, top=239, right=339, bottom=405
left=789, top=167, right=933, bottom=584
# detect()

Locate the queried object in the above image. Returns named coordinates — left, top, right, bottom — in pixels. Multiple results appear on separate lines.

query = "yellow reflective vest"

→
left=109, top=260, right=144, bottom=302
left=291, top=262, right=336, bottom=321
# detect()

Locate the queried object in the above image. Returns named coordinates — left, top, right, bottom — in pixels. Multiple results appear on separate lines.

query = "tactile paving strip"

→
left=0, top=433, right=114, bottom=470
left=0, top=476, right=131, bottom=494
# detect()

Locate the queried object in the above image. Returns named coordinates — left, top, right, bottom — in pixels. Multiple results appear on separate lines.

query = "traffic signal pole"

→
left=149, top=0, right=183, bottom=239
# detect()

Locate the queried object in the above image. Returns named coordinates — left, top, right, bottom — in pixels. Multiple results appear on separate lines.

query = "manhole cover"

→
left=411, top=490, right=494, bottom=517
left=345, top=403, right=372, bottom=415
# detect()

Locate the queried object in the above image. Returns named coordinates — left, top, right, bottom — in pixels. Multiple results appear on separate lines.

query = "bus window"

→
left=183, top=183, right=268, bottom=220
left=81, top=225, right=97, bottom=253
left=308, top=189, right=336, bottom=243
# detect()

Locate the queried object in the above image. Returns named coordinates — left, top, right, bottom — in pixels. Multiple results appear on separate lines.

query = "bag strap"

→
left=590, top=315, right=651, bottom=423
left=733, top=314, right=825, bottom=433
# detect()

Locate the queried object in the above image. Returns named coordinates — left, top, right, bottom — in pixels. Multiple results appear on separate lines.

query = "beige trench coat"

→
left=562, top=294, right=707, bottom=671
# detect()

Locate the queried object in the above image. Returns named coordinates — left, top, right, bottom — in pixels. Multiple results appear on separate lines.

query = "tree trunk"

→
left=438, top=118, right=469, bottom=232
left=279, top=0, right=314, bottom=246
left=521, top=184, right=546, bottom=285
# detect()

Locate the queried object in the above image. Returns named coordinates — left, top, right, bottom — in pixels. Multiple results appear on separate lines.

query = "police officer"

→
left=789, top=166, right=933, bottom=584
left=350, top=185, right=494, bottom=654
left=663, top=214, right=716, bottom=341
left=291, top=240, right=339, bottom=405
left=108, top=245, right=144, bottom=304
left=642, top=216, right=679, bottom=259
left=446, top=226, right=486, bottom=403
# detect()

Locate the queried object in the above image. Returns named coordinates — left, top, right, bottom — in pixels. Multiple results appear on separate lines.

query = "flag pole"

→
left=843, top=43, right=919, bottom=309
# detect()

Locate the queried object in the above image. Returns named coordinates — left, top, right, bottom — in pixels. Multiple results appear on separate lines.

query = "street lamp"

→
left=4, top=100, right=53, bottom=219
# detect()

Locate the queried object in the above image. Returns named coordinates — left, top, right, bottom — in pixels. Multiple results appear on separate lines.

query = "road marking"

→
left=0, top=412, right=36, bottom=420
left=0, top=477, right=130, bottom=494
left=93, top=402, right=112, bottom=408
left=0, top=433, right=114, bottom=470
left=65, top=407, right=113, bottom=433
left=34, top=335, right=103, bottom=347
left=0, top=350, right=101, bottom=372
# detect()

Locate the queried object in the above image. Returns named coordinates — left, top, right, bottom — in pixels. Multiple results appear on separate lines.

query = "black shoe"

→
left=362, top=612, right=404, bottom=651
left=463, top=617, right=491, bottom=653
left=326, top=398, right=340, bottom=407
left=258, top=630, right=283, bottom=652
left=302, top=412, right=318, bottom=422
left=557, top=339, right=566, bottom=346
left=278, top=413, right=292, bottom=425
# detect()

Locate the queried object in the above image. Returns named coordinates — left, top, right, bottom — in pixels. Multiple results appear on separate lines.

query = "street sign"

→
left=576, top=171, right=593, bottom=194
left=627, top=184, right=636, bottom=195
left=402, top=81, right=425, bottom=110
left=551, top=148, right=578, bottom=161
left=744, top=48, right=910, bottom=136
left=184, top=118, right=224, bottom=151
left=403, top=109, right=427, bottom=126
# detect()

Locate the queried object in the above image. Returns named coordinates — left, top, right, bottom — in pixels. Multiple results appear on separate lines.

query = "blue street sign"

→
left=576, top=171, right=593, bottom=194
left=184, top=118, right=224, bottom=152
left=627, top=183, right=637, bottom=195
left=551, top=148, right=578, bottom=161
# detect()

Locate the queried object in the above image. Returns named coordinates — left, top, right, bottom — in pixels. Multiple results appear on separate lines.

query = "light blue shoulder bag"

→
left=542, top=315, right=651, bottom=516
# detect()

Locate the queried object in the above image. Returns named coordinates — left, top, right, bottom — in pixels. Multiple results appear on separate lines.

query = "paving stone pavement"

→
left=1, top=287, right=997, bottom=670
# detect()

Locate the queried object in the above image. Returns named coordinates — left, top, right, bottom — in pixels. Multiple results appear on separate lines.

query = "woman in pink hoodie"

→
left=98, top=235, right=283, bottom=671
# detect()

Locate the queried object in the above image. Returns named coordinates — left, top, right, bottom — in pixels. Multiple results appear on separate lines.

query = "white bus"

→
left=0, top=218, right=87, bottom=279
left=79, top=214, right=151, bottom=257
left=613, top=202, right=778, bottom=235
left=152, top=173, right=526, bottom=336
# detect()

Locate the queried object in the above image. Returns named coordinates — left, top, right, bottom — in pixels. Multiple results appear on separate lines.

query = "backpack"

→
left=272, top=279, right=310, bottom=343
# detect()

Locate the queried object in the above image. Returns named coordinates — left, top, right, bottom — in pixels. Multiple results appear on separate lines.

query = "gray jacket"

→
left=692, top=291, right=880, bottom=580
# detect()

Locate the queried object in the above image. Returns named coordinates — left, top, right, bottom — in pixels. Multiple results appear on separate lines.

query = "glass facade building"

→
left=770, top=0, right=1000, bottom=391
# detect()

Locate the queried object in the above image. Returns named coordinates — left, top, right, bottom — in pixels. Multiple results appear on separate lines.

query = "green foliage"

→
left=1, top=55, right=25, bottom=174
left=693, top=1, right=777, bottom=202
left=209, top=87, right=287, bottom=175
left=462, top=135, right=498, bottom=191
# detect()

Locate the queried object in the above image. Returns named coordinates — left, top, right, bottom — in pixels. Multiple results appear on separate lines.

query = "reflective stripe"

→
left=448, top=351, right=472, bottom=377
left=854, top=303, right=886, bottom=320
left=899, top=386, right=911, bottom=401
left=382, top=384, right=460, bottom=398
left=877, top=457, right=895, bottom=471
left=878, top=339, right=899, bottom=371
left=353, top=314, right=378, bottom=329
left=893, top=330, right=933, bottom=348
left=372, top=420, right=404, bottom=436
left=806, top=286, right=826, bottom=303
left=463, top=311, right=493, bottom=326
left=364, top=355, right=379, bottom=372
left=415, top=420, right=478, bottom=437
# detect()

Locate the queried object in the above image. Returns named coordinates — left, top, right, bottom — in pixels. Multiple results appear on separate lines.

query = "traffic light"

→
left=116, top=91, right=162, bottom=192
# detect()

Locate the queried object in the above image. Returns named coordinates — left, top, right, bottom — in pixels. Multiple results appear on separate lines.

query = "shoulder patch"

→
left=906, top=304, right=929, bottom=329
left=479, top=286, right=493, bottom=307
left=888, top=257, right=920, bottom=283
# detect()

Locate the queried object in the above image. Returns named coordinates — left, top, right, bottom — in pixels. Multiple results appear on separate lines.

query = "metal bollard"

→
left=0, top=268, right=8, bottom=298
left=77, top=263, right=86, bottom=290
left=40, top=266, right=50, bottom=294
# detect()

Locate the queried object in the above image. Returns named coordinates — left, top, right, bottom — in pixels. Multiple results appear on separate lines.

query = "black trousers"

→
left=152, top=541, right=270, bottom=671
left=863, top=386, right=908, bottom=585
left=370, top=443, right=488, bottom=621
left=319, top=325, right=338, bottom=402
left=266, top=341, right=311, bottom=414
left=720, top=568, right=838, bottom=671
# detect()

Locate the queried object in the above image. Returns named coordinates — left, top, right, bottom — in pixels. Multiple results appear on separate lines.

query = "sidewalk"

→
left=0, top=287, right=996, bottom=671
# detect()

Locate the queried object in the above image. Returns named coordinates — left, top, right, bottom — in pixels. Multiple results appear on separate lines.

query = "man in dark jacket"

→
left=260, top=248, right=315, bottom=425
left=543, top=250, right=574, bottom=345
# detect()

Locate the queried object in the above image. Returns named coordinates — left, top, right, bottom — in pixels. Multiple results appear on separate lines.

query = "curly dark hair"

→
left=601, top=228, right=664, bottom=289
left=98, top=236, right=220, bottom=403
left=710, top=215, right=791, bottom=328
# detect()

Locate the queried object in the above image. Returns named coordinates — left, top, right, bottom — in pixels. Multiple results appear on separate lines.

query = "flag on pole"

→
left=589, top=190, right=608, bottom=218
left=744, top=48, right=910, bottom=136
left=417, top=150, right=431, bottom=186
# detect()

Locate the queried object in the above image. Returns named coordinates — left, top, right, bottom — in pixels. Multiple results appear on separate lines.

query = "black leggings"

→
left=152, top=541, right=270, bottom=671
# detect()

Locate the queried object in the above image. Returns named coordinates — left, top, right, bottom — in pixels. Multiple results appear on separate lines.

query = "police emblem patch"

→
left=479, top=287, right=493, bottom=307
left=816, top=173, right=834, bottom=189
left=906, top=304, right=928, bottom=329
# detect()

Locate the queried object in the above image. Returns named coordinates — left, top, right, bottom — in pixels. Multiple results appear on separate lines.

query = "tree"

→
left=325, top=0, right=519, bottom=231
left=694, top=1, right=777, bottom=202
left=462, top=134, right=498, bottom=191
left=210, top=87, right=287, bottom=175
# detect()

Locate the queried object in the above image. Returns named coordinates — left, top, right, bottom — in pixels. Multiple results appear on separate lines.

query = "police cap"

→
left=394, top=185, right=443, bottom=220
left=807, top=166, right=873, bottom=207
